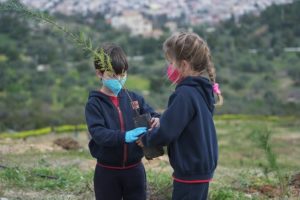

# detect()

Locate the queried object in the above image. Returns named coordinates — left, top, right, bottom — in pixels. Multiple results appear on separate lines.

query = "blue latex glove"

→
left=125, top=127, right=147, bottom=143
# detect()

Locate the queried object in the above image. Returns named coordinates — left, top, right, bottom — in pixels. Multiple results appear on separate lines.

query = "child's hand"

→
left=149, top=117, right=160, bottom=131
left=125, top=127, right=147, bottom=143
left=136, top=138, right=144, bottom=147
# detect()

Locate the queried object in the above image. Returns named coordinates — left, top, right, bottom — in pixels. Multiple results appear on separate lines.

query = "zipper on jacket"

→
left=115, top=105, right=127, bottom=167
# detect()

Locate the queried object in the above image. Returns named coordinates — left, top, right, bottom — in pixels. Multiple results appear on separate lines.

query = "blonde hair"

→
left=163, top=32, right=223, bottom=105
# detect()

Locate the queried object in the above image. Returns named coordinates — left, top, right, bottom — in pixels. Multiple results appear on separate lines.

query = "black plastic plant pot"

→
left=133, top=112, right=151, bottom=128
left=133, top=113, right=164, bottom=160
left=142, top=145, right=164, bottom=160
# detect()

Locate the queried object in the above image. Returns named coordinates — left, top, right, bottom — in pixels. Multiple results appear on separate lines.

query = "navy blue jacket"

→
left=85, top=89, right=160, bottom=167
left=142, top=76, right=218, bottom=181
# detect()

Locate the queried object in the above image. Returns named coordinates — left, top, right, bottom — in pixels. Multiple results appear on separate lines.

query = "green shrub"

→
left=54, top=124, right=86, bottom=134
left=209, top=188, right=252, bottom=200
left=0, top=166, right=93, bottom=191
left=0, top=127, right=51, bottom=139
left=146, top=169, right=172, bottom=199
left=0, top=124, right=87, bottom=139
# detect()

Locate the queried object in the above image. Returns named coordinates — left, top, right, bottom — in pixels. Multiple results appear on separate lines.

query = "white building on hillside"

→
left=111, top=10, right=153, bottom=36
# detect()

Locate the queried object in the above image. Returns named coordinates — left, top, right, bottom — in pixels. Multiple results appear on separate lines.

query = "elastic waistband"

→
left=97, top=162, right=141, bottom=170
left=173, top=176, right=212, bottom=184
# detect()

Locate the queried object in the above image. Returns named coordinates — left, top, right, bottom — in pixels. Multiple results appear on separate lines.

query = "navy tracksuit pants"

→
left=94, top=163, right=146, bottom=200
left=172, top=181, right=209, bottom=200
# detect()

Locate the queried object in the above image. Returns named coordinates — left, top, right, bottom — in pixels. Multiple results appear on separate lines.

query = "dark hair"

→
left=94, top=43, right=128, bottom=74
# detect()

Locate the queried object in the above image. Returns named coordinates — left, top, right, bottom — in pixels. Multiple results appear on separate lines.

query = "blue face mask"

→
left=102, top=77, right=127, bottom=96
left=120, top=76, right=127, bottom=86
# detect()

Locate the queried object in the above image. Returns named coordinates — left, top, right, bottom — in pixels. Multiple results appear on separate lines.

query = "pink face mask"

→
left=167, top=64, right=181, bottom=84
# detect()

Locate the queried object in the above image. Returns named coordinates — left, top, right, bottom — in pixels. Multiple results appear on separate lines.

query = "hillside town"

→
left=14, top=0, right=294, bottom=37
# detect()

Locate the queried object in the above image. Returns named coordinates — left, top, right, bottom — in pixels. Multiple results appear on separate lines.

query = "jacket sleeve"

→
left=85, top=102, right=125, bottom=147
left=138, top=94, right=161, bottom=118
left=142, top=91, right=195, bottom=146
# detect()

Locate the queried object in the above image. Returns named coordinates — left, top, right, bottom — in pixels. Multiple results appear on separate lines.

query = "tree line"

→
left=0, top=1, right=299, bottom=132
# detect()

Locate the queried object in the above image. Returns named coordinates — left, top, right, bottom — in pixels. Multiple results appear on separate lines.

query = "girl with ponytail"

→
left=138, top=32, right=222, bottom=200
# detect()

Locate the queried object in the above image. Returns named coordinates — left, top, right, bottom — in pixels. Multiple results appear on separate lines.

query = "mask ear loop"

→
left=103, top=60, right=138, bottom=114
left=111, top=72, right=140, bottom=116
left=173, top=70, right=182, bottom=84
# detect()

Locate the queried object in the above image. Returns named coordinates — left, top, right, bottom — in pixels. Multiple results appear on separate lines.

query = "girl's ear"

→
left=181, top=60, right=190, bottom=69
left=179, top=60, right=192, bottom=77
left=96, top=69, right=103, bottom=79
left=180, top=60, right=188, bottom=71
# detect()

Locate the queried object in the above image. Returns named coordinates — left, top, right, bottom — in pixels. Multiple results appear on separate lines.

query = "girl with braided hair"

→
left=138, top=32, right=223, bottom=200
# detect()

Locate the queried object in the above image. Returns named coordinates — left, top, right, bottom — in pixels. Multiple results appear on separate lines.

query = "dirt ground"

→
left=1, top=129, right=300, bottom=200
left=0, top=132, right=173, bottom=200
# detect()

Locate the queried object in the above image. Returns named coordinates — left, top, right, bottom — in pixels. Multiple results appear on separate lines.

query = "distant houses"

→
left=17, top=0, right=294, bottom=38
left=110, top=10, right=163, bottom=38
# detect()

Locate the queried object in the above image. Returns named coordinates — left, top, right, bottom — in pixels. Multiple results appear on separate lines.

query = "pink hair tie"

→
left=213, top=83, right=221, bottom=95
